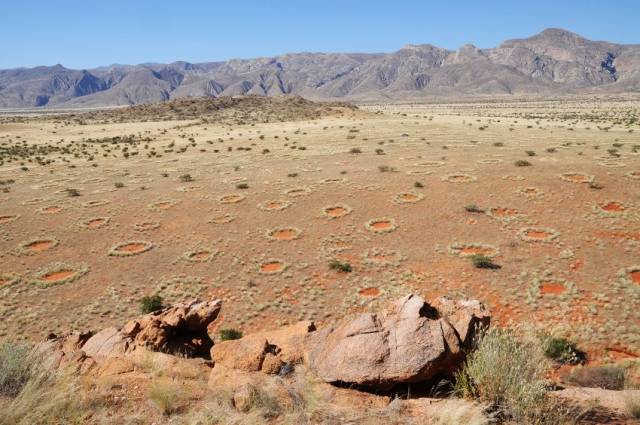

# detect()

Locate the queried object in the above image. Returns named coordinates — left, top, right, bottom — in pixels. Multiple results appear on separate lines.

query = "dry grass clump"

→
left=149, top=378, right=183, bottom=415
left=455, top=328, right=572, bottom=424
left=0, top=341, right=31, bottom=397
left=562, top=365, right=626, bottom=390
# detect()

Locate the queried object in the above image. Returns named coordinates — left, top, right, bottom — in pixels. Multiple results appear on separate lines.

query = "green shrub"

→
left=140, top=295, right=164, bottom=314
left=0, top=341, right=32, bottom=397
left=236, top=183, right=249, bottom=189
left=219, top=329, right=243, bottom=341
left=514, top=160, right=532, bottom=167
left=470, top=255, right=500, bottom=269
left=179, top=174, right=193, bottom=182
left=414, top=181, right=424, bottom=188
left=328, top=259, right=352, bottom=273
left=114, top=182, right=124, bottom=188
left=541, top=336, right=583, bottom=364
left=464, top=204, right=484, bottom=213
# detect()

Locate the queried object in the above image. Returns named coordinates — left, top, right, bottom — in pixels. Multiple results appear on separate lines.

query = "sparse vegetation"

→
left=140, top=295, right=164, bottom=314
left=0, top=341, right=32, bottom=397
left=465, top=204, right=484, bottom=213
left=219, top=328, right=244, bottom=341
left=329, top=259, right=352, bottom=273
left=470, top=254, right=500, bottom=269
left=514, top=159, right=532, bottom=167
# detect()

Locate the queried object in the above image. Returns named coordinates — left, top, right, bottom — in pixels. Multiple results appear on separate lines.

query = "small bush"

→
left=514, top=160, right=531, bottom=167
left=65, top=188, right=81, bottom=197
left=236, top=183, right=249, bottom=189
left=349, top=147, right=362, bottom=154
left=149, top=379, right=182, bottom=415
left=563, top=365, right=626, bottom=390
left=179, top=174, right=194, bottom=182
left=455, top=328, right=564, bottom=423
left=375, top=148, right=385, bottom=155
left=0, top=341, right=32, bottom=397
left=219, top=329, right=243, bottom=341
left=114, top=182, right=124, bottom=188
left=470, top=255, right=500, bottom=269
left=589, top=181, right=604, bottom=190
left=140, top=295, right=163, bottom=314
left=525, top=150, right=536, bottom=156
left=546, top=147, right=557, bottom=153
left=465, top=204, right=484, bottom=213
left=329, top=259, right=352, bottom=273
left=414, top=181, right=424, bottom=188
left=378, top=165, right=395, bottom=172
left=625, top=389, right=640, bottom=419
left=541, top=336, right=584, bottom=364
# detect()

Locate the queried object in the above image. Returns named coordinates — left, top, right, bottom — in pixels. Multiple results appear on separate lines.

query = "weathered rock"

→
left=305, top=294, right=490, bottom=387
left=123, top=298, right=222, bottom=357
left=210, top=321, right=315, bottom=374
left=82, top=327, right=130, bottom=358
left=432, top=296, right=490, bottom=347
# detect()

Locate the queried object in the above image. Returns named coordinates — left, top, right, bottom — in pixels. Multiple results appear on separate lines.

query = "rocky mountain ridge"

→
left=1, top=28, right=639, bottom=108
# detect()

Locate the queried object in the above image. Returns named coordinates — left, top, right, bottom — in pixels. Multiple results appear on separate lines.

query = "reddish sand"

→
left=400, top=194, right=418, bottom=201
left=491, top=207, right=518, bottom=217
left=191, top=251, right=210, bottom=260
left=460, top=246, right=493, bottom=256
left=115, top=243, right=148, bottom=253
left=450, top=175, right=471, bottom=182
left=155, top=202, right=172, bottom=209
left=25, top=240, right=54, bottom=253
left=630, top=270, right=640, bottom=284
left=271, top=229, right=298, bottom=240
left=42, top=206, right=61, bottom=213
left=136, top=222, right=158, bottom=231
left=371, top=220, right=392, bottom=230
left=370, top=254, right=391, bottom=263
left=563, top=174, right=589, bottom=183
left=87, top=218, right=107, bottom=228
left=0, top=215, right=17, bottom=224
left=325, top=206, right=347, bottom=217
left=260, top=261, right=284, bottom=273
left=358, top=287, right=380, bottom=296
left=265, top=202, right=284, bottom=210
left=526, top=230, right=551, bottom=239
left=600, top=201, right=624, bottom=212
left=540, top=282, right=566, bottom=295
left=0, top=277, right=7, bottom=286
left=41, top=270, right=74, bottom=283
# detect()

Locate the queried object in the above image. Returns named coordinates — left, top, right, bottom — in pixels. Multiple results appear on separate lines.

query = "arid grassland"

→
left=0, top=95, right=639, bottom=423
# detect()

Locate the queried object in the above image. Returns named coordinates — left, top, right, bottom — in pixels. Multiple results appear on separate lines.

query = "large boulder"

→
left=122, top=298, right=222, bottom=357
left=305, top=294, right=489, bottom=387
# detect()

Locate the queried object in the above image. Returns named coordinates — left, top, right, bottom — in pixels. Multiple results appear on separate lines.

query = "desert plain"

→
left=0, top=95, right=639, bottom=360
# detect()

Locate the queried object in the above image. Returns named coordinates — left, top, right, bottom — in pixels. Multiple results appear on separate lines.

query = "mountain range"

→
left=1, top=28, right=639, bottom=108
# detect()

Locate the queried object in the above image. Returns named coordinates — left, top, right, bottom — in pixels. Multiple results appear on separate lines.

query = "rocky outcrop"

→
left=305, top=294, right=489, bottom=387
left=211, top=321, right=315, bottom=375
left=121, top=298, right=222, bottom=357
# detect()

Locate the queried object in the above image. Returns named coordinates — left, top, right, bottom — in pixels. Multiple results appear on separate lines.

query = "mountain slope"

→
left=1, top=28, right=638, bottom=108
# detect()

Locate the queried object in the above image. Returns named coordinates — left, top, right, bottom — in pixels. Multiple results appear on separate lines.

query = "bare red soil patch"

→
left=41, top=270, right=75, bottom=283
left=489, top=207, right=519, bottom=218
left=267, top=227, right=301, bottom=241
left=109, top=241, right=154, bottom=256
left=0, top=214, right=19, bottom=224
left=560, top=172, right=593, bottom=184
left=540, top=282, right=566, bottom=295
left=358, top=287, right=380, bottom=297
left=85, top=217, right=108, bottom=229
left=630, top=270, right=640, bottom=285
left=599, top=201, right=625, bottom=212
left=323, top=204, right=352, bottom=219
left=259, top=260, right=287, bottom=274
left=39, top=205, right=61, bottom=214
left=25, top=240, right=55, bottom=253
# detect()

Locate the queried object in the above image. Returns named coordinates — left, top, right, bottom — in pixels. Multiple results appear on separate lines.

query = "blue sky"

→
left=2, top=0, right=639, bottom=69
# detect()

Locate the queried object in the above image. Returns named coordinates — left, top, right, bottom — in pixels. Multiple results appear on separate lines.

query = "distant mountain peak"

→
left=0, top=29, right=637, bottom=108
